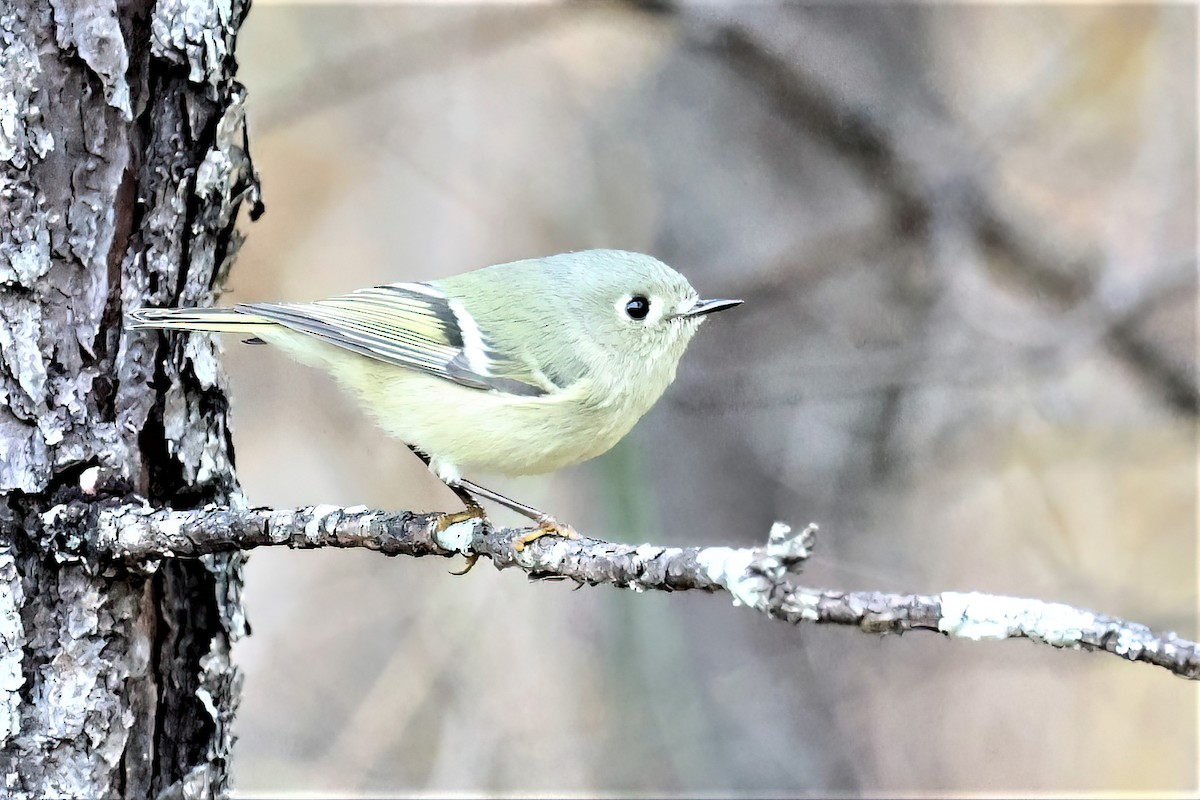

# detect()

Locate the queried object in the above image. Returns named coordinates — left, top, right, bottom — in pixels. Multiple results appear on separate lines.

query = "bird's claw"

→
left=435, top=507, right=485, bottom=533
left=512, top=516, right=579, bottom=552
left=448, top=553, right=480, bottom=576
left=436, top=507, right=486, bottom=575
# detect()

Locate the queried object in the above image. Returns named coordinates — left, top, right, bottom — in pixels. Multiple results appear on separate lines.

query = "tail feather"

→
left=125, top=306, right=273, bottom=333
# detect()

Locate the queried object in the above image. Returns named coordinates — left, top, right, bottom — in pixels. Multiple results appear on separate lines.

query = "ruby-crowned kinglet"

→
left=128, top=249, right=741, bottom=548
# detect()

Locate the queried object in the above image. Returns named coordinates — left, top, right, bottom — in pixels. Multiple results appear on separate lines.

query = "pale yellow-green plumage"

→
left=127, top=250, right=740, bottom=486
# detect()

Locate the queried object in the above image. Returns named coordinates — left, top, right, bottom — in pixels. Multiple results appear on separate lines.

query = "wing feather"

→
left=239, top=283, right=549, bottom=397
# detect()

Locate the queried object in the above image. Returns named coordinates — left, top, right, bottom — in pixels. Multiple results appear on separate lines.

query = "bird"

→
left=127, top=249, right=741, bottom=557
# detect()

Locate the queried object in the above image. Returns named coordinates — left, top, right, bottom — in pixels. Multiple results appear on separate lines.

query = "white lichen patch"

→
left=40, top=643, right=103, bottom=739
left=514, top=536, right=571, bottom=569
left=53, top=0, right=132, bottom=119
left=0, top=8, right=54, bottom=169
left=697, top=547, right=766, bottom=609
left=303, top=505, right=341, bottom=543
left=267, top=510, right=295, bottom=545
left=633, top=543, right=665, bottom=561
left=184, top=335, right=222, bottom=389
left=0, top=547, right=26, bottom=745
left=781, top=589, right=822, bottom=621
left=0, top=87, right=17, bottom=162
left=938, top=591, right=1095, bottom=646
left=0, top=299, right=47, bottom=402
left=0, top=234, right=52, bottom=286
left=433, top=518, right=477, bottom=554
left=78, top=465, right=100, bottom=495
left=150, top=0, right=235, bottom=86
left=1113, top=626, right=1140, bottom=657
left=147, top=514, right=185, bottom=544
left=65, top=588, right=100, bottom=639
left=39, top=504, right=65, bottom=527
left=195, top=685, right=218, bottom=721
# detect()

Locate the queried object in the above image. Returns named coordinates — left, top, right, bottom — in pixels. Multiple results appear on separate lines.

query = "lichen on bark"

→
left=0, top=0, right=258, bottom=797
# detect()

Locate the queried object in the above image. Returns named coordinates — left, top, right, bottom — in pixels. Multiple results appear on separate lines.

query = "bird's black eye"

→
left=625, top=295, right=651, bottom=320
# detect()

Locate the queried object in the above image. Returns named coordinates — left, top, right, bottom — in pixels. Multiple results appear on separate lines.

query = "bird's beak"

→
left=680, top=297, right=743, bottom=318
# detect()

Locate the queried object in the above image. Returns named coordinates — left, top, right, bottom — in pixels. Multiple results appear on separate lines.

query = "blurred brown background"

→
left=223, top=2, right=1197, bottom=795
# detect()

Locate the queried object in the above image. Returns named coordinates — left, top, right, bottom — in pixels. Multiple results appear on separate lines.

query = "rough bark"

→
left=36, top=501, right=1200, bottom=681
left=0, top=0, right=258, bottom=797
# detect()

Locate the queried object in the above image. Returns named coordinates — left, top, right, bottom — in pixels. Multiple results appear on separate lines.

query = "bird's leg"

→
left=407, top=446, right=485, bottom=574
left=438, top=482, right=487, bottom=531
left=405, top=446, right=577, bottom=555
left=451, top=477, right=579, bottom=552
left=407, top=445, right=433, bottom=469
left=408, top=445, right=485, bottom=528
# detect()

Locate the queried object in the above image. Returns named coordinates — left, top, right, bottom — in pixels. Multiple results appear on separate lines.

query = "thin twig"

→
left=36, top=500, right=1200, bottom=681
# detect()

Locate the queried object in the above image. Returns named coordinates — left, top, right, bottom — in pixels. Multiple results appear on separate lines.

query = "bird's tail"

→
left=125, top=306, right=273, bottom=333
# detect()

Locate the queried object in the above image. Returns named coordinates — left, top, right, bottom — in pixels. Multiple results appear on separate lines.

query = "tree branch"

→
left=39, top=500, right=1200, bottom=681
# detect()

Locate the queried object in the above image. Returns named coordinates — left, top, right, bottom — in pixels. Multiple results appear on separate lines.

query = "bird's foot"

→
left=436, top=505, right=486, bottom=575
left=513, top=515, right=579, bottom=552
left=448, top=553, right=480, bottom=576
left=436, top=506, right=485, bottom=532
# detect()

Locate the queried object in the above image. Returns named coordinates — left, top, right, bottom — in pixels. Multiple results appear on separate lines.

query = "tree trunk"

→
left=0, top=0, right=258, bottom=796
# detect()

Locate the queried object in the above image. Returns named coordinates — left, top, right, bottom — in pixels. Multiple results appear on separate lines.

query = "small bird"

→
left=128, top=249, right=740, bottom=554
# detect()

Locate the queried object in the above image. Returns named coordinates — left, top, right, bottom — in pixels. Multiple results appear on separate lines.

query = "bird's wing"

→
left=239, top=283, right=551, bottom=397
